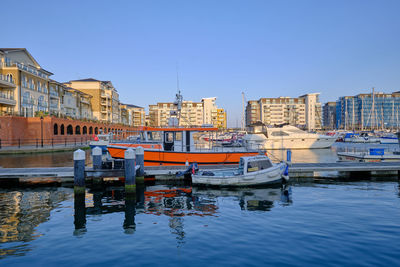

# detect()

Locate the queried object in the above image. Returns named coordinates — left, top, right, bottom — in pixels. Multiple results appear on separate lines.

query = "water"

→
left=0, top=182, right=399, bottom=266
left=0, top=143, right=398, bottom=168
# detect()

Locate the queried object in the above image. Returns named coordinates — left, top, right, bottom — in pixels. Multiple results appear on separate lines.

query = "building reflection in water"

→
left=0, top=188, right=71, bottom=258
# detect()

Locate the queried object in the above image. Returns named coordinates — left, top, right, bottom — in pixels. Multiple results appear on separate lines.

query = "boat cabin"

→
left=239, top=155, right=274, bottom=175
left=138, top=126, right=219, bottom=152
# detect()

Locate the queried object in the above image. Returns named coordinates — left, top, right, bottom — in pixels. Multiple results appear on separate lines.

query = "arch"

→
left=67, top=124, right=73, bottom=135
left=95, top=127, right=98, bottom=134
left=6, top=74, right=13, bottom=83
left=99, top=127, right=103, bottom=134
left=60, top=124, right=65, bottom=135
left=75, top=125, right=81, bottom=135
left=89, top=126, right=93, bottom=134
left=83, top=126, right=87, bottom=135
left=53, top=123, right=58, bottom=135
left=108, top=128, right=111, bottom=133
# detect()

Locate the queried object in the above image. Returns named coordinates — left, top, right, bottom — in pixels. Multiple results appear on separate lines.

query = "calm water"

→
left=0, top=143, right=398, bottom=168
left=0, top=181, right=399, bottom=266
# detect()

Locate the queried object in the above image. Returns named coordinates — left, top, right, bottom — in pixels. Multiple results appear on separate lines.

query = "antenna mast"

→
left=242, top=92, right=246, bottom=130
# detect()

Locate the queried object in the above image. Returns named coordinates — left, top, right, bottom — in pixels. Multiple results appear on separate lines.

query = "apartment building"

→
left=148, top=98, right=227, bottom=128
left=201, top=97, right=217, bottom=125
left=336, top=90, right=400, bottom=130
left=0, top=50, right=16, bottom=115
left=65, top=79, right=120, bottom=123
left=124, top=104, right=145, bottom=127
left=245, top=100, right=261, bottom=127
left=0, top=48, right=52, bottom=117
left=215, top=108, right=227, bottom=129
left=246, top=93, right=322, bottom=130
left=323, top=102, right=337, bottom=130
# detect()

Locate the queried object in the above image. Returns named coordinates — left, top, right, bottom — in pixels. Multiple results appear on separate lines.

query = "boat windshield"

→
left=238, top=158, right=244, bottom=174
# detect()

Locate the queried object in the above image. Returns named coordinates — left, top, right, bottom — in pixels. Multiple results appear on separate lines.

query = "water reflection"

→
left=73, top=185, right=293, bottom=238
left=0, top=188, right=71, bottom=258
left=193, top=185, right=292, bottom=211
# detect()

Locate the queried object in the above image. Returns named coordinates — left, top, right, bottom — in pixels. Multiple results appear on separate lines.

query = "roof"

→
left=0, top=48, right=54, bottom=75
left=122, top=103, right=143, bottom=108
left=69, top=78, right=100, bottom=82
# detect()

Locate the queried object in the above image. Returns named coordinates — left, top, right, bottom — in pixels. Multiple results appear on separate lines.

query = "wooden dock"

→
left=0, top=162, right=399, bottom=181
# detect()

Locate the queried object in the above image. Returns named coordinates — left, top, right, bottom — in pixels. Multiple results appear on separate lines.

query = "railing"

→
left=0, top=137, right=92, bottom=149
left=0, top=74, right=15, bottom=84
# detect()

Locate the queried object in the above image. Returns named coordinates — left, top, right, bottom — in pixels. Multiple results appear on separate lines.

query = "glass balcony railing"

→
left=0, top=74, right=15, bottom=85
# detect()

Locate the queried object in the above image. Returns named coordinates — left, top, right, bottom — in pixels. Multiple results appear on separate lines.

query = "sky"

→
left=2, top=0, right=400, bottom=127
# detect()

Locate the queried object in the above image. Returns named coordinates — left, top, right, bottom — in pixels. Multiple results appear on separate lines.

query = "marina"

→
left=1, top=150, right=400, bottom=181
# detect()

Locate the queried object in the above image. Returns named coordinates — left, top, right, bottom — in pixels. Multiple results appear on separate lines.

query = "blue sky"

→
left=3, top=0, right=400, bottom=127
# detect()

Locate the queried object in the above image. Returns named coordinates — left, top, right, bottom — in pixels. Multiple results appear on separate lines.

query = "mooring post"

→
left=74, top=149, right=86, bottom=195
left=136, top=146, right=145, bottom=183
left=286, top=149, right=292, bottom=162
left=125, top=148, right=136, bottom=194
left=92, top=146, right=102, bottom=170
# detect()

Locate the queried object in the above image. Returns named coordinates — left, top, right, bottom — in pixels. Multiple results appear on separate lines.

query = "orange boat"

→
left=107, top=126, right=261, bottom=166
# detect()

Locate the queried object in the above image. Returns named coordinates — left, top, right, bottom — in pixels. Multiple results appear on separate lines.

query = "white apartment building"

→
left=246, top=93, right=322, bottom=130
left=201, top=97, right=217, bottom=125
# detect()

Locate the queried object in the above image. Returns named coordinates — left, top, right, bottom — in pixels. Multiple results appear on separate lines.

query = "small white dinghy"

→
left=192, top=155, right=289, bottom=186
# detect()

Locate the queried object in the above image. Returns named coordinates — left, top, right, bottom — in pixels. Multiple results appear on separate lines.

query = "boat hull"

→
left=192, top=162, right=287, bottom=186
left=107, top=145, right=260, bottom=166
left=337, top=152, right=400, bottom=162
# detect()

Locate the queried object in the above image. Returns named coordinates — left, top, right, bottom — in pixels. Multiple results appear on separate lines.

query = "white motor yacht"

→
left=243, top=125, right=337, bottom=150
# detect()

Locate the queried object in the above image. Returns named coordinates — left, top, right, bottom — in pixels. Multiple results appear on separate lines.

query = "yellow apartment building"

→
left=0, top=48, right=53, bottom=117
left=214, top=108, right=227, bottom=129
left=65, top=78, right=120, bottom=123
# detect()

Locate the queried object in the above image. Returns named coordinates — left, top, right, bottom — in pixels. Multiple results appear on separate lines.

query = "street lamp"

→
left=40, top=116, right=44, bottom=147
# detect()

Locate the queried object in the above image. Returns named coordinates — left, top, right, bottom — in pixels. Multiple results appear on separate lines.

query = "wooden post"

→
left=92, top=146, right=102, bottom=170
left=136, top=146, right=145, bottom=183
left=74, top=149, right=86, bottom=195
left=124, top=148, right=136, bottom=194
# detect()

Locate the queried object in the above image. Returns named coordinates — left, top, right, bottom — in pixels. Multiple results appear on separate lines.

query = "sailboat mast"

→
left=361, top=97, right=364, bottom=131
left=392, top=100, right=395, bottom=131
left=352, top=98, right=355, bottom=130
left=371, top=88, right=375, bottom=131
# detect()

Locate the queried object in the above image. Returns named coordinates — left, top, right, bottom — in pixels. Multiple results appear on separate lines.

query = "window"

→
left=22, top=92, right=30, bottom=105
left=165, top=132, right=174, bottom=143
left=6, top=74, right=13, bottom=83
left=54, top=124, right=58, bottom=135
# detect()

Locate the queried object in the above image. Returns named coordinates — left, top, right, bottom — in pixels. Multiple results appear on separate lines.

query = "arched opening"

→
left=61, top=124, right=65, bottom=135
left=108, top=128, right=111, bottom=133
left=67, top=124, right=73, bottom=135
left=54, top=123, right=58, bottom=135
left=75, top=125, right=81, bottom=135
left=103, top=127, right=106, bottom=133
left=89, top=126, right=93, bottom=134
left=95, top=127, right=98, bottom=134
left=83, top=126, right=87, bottom=135
left=6, top=74, right=13, bottom=83
left=99, top=127, right=103, bottom=134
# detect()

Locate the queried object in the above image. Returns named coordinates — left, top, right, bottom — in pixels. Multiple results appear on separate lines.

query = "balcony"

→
left=0, top=74, right=16, bottom=88
left=80, top=98, right=90, bottom=105
left=2, top=62, right=48, bottom=79
left=0, top=92, right=16, bottom=106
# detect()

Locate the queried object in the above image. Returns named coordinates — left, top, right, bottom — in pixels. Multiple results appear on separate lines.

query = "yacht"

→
left=243, top=125, right=337, bottom=150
